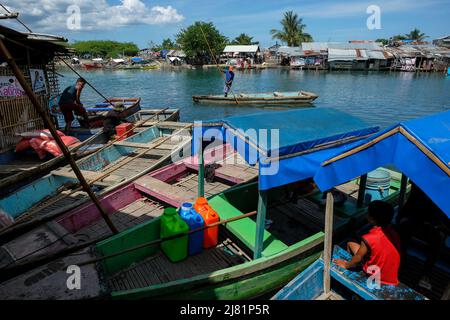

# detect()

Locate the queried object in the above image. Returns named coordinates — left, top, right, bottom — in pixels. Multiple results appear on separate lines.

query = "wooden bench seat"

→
left=208, top=195, right=288, bottom=258
left=134, top=176, right=196, bottom=207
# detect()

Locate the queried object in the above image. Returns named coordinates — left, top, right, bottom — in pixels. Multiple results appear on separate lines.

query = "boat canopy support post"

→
left=254, top=189, right=268, bottom=259
left=398, top=174, right=408, bottom=212
left=0, top=38, right=119, bottom=235
left=323, top=191, right=334, bottom=295
left=357, top=173, right=367, bottom=208
left=198, top=142, right=205, bottom=198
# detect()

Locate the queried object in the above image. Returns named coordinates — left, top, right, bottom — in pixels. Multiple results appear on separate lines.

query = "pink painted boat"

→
left=0, top=144, right=258, bottom=272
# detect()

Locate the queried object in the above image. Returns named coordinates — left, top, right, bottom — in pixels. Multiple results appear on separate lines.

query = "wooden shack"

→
left=0, top=25, right=69, bottom=162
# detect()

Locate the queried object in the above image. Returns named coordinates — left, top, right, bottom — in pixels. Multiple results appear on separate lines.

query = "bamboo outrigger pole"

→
left=0, top=37, right=119, bottom=235
left=58, top=57, right=114, bottom=107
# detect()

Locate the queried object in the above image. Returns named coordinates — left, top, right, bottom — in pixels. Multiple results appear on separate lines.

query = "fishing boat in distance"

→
left=192, top=91, right=318, bottom=105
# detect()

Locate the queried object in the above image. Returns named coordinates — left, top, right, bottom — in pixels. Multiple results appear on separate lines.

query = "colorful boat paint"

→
left=0, top=173, right=402, bottom=299
left=0, top=122, right=192, bottom=230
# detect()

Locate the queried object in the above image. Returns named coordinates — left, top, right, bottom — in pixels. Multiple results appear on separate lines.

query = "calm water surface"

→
left=59, top=68, right=450, bottom=128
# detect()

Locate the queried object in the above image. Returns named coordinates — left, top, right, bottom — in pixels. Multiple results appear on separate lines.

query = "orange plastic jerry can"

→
left=194, top=197, right=220, bottom=248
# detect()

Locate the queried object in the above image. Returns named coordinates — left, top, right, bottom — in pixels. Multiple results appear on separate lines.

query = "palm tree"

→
left=404, top=28, right=427, bottom=41
left=231, top=33, right=257, bottom=45
left=271, top=11, right=312, bottom=46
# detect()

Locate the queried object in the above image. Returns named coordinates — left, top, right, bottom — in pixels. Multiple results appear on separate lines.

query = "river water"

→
left=58, top=68, right=450, bottom=128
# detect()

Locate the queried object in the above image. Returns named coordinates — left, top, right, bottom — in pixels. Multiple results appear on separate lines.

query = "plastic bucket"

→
left=365, top=169, right=391, bottom=202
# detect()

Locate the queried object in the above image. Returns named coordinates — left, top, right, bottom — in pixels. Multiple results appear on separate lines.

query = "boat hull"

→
left=192, top=91, right=318, bottom=105
left=110, top=236, right=323, bottom=300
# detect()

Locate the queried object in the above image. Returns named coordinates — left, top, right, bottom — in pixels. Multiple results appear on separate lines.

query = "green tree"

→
left=231, top=33, right=258, bottom=45
left=375, top=38, right=389, bottom=45
left=404, top=28, right=427, bottom=41
left=71, top=40, right=139, bottom=58
left=176, top=21, right=228, bottom=64
left=270, top=11, right=312, bottom=46
left=161, top=38, right=178, bottom=50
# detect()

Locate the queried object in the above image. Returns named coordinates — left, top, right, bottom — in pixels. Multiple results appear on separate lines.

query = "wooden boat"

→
left=0, top=108, right=180, bottom=196
left=79, top=97, right=141, bottom=128
left=82, top=63, right=103, bottom=70
left=0, top=121, right=192, bottom=232
left=0, top=144, right=258, bottom=272
left=192, top=91, right=318, bottom=105
left=272, top=111, right=450, bottom=300
left=0, top=109, right=402, bottom=299
left=0, top=174, right=402, bottom=299
left=272, top=246, right=426, bottom=300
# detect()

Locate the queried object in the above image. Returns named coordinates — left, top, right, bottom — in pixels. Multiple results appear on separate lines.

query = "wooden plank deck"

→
left=107, top=240, right=246, bottom=291
left=73, top=198, right=164, bottom=239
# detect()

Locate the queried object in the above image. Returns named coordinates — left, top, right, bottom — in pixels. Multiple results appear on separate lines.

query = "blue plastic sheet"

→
left=314, top=111, right=450, bottom=215
left=192, top=108, right=379, bottom=191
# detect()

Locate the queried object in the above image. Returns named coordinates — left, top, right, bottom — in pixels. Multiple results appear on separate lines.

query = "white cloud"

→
left=2, top=0, right=184, bottom=33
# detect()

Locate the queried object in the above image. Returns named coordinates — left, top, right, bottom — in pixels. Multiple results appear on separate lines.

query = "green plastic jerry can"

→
left=160, top=207, right=189, bottom=262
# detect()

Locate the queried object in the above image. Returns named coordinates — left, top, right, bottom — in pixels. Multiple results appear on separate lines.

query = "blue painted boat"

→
left=272, top=246, right=427, bottom=300
left=274, top=110, right=450, bottom=300
left=0, top=121, right=192, bottom=229
left=0, top=108, right=180, bottom=196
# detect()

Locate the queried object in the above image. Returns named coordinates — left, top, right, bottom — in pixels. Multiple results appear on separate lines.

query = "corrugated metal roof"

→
left=301, top=42, right=338, bottom=51
left=366, top=50, right=386, bottom=59
left=277, top=46, right=304, bottom=56
left=223, top=45, right=260, bottom=53
left=329, top=42, right=383, bottom=50
left=328, top=48, right=358, bottom=61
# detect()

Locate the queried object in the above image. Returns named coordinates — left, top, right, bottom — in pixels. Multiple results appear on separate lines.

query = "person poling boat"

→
left=103, top=102, right=126, bottom=140
left=58, top=77, right=89, bottom=133
left=223, top=65, right=235, bottom=97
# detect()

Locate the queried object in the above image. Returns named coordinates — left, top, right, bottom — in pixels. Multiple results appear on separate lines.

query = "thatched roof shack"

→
left=0, top=25, right=69, bottom=155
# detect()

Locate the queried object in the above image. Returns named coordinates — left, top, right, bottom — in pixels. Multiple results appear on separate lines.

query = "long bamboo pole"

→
left=77, top=210, right=258, bottom=267
left=198, top=24, right=239, bottom=105
left=0, top=37, right=118, bottom=235
left=0, top=210, right=257, bottom=282
left=58, top=57, right=114, bottom=106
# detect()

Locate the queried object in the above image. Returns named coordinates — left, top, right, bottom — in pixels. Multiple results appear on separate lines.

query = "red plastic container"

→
left=193, top=197, right=220, bottom=248
left=115, top=123, right=134, bottom=141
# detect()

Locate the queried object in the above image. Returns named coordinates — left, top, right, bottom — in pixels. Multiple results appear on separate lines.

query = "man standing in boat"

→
left=223, top=66, right=234, bottom=97
left=58, top=77, right=89, bottom=133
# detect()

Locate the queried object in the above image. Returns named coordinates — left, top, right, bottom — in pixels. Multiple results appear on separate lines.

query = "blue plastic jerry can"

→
left=179, top=202, right=205, bottom=255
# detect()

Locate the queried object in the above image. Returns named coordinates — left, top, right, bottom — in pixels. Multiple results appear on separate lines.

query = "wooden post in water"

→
left=254, top=189, right=268, bottom=259
left=197, top=142, right=205, bottom=198
left=323, top=191, right=334, bottom=295
left=0, top=38, right=118, bottom=235
left=357, top=173, right=368, bottom=208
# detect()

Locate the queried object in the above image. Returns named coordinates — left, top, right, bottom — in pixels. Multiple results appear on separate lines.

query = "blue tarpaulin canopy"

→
left=193, top=108, right=379, bottom=191
left=314, top=110, right=450, bottom=216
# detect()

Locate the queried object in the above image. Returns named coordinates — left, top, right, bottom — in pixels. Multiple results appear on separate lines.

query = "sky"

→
left=2, top=0, right=449, bottom=49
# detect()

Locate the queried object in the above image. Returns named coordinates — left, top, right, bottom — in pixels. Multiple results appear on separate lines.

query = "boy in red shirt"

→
left=334, top=200, right=401, bottom=286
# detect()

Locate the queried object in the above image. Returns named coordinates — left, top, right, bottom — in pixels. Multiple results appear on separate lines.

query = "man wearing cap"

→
left=223, top=65, right=235, bottom=97
left=103, top=102, right=126, bottom=140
